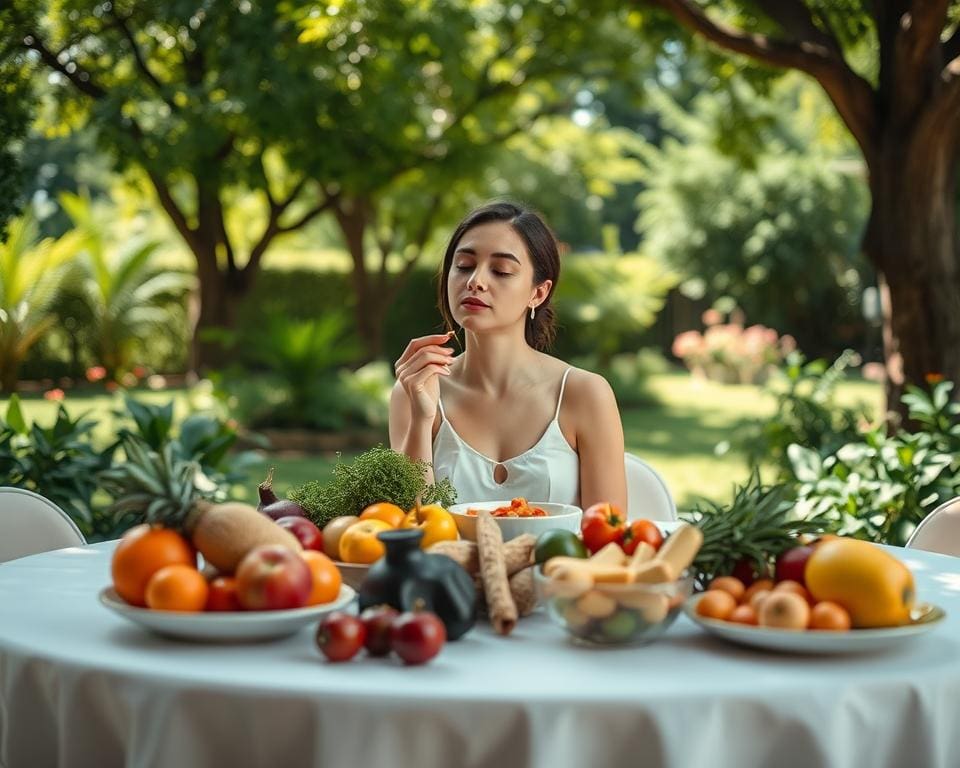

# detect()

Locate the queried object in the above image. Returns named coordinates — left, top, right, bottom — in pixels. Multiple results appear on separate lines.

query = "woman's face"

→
left=447, top=221, right=551, bottom=334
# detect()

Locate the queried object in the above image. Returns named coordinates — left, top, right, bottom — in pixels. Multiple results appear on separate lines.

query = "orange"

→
left=695, top=590, right=737, bottom=621
left=805, top=538, right=914, bottom=628
left=339, top=519, right=392, bottom=564
left=708, top=576, right=746, bottom=602
left=112, top=525, right=196, bottom=607
left=809, top=601, right=852, bottom=631
left=145, top=564, right=209, bottom=612
left=401, top=504, right=459, bottom=548
left=728, top=604, right=758, bottom=626
left=301, top=550, right=343, bottom=605
left=359, top=503, right=406, bottom=528
left=743, top=578, right=775, bottom=605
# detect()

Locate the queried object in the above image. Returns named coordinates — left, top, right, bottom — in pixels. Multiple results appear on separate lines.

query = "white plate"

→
left=448, top=501, right=582, bottom=542
left=99, top=585, right=357, bottom=643
left=684, top=594, right=945, bottom=654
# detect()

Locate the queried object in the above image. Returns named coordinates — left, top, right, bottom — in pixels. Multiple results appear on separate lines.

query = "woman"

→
left=389, top=201, right=627, bottom=512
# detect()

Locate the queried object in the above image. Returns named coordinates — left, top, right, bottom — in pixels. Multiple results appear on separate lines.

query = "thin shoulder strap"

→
left=555, top=368, right=573, bottom=420
left=437, top=390, right=447, bottom=421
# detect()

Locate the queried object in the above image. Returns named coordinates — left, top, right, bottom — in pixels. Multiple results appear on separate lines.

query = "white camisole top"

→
left=431, top=368, right=580, bottom=506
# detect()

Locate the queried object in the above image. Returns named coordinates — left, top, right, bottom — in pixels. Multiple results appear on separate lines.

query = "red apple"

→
left=775, top=545, right=815, bottom=586
left=276, top=516, right=323, bottom=551
left=361, top=605, right=399, bottom=657
left=391, top=610, right=446, bottom=665
left=236, top=545, right=312, bottom=610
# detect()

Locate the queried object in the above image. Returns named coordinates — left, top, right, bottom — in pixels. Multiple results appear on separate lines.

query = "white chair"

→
left=906, top=496, right=960, bottom=557
left=0, top=487, right=87, bottom=563
left=625, top=453, right=677, bottom=522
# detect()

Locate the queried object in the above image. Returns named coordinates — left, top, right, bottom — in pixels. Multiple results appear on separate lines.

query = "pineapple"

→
left=101, top=435, right=301, bottom=573
left=685, top=471, right=832, bottom=586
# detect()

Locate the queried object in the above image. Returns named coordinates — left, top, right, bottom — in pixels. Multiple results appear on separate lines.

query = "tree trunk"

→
left=334, top=199, right=386, bottom=361
left=190, top=247, right=253, bottom=372
left=865, top=129, right=960, bottom=423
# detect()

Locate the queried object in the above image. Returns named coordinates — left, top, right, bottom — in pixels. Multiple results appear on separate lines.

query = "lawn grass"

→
left=2, top=371, right=882, bottom=511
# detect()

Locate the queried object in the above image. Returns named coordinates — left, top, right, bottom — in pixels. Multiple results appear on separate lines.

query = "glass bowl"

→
left=534, top=566, right=694, bottom=646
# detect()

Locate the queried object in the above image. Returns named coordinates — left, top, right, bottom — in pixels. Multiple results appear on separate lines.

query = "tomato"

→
left=391, top=610, right=446, bottom=665
left=316, top=612, right=366, bottom=662
left=206, top=576, right=242, bottom=611
left=621, top=519, right=663, bottom=555
left=580, top=502, right=626, bottom=554
left=338, top=519, right=392, bottom=564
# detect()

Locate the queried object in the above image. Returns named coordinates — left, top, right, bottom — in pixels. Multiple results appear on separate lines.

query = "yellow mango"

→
left=805, top=538, right=915, bottom=628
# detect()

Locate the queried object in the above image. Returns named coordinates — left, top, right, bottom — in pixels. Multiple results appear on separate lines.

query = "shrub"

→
left=672, top=308, right=797, bottom=385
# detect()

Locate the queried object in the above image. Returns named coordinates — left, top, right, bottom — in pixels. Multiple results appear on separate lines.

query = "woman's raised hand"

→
left=394, top=332, right=455, bottom=423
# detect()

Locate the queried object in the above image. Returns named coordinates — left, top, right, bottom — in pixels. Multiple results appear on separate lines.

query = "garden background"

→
left=2, top=0, right=959, bottom=545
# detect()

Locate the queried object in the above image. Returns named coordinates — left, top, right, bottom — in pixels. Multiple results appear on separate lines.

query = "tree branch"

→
left=642, top=0, right=879, bottom=165
left=110, top=8, right=176, bottom=109
left=754, top=0, right=842, bottom=54
left=22, top=34, right=106, bottom=100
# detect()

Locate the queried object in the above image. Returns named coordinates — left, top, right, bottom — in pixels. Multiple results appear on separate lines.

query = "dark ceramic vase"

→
left=358, top=528, right=477, bottom=640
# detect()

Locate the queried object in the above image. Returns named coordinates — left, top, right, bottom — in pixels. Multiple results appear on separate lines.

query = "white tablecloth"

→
left=0, top=541, right=958, bottom=768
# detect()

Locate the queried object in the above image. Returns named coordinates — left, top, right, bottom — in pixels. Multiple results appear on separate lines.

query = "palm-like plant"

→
left=60, top=192, right=195, bottom=378
left=0, top=214, right=82, bottom=392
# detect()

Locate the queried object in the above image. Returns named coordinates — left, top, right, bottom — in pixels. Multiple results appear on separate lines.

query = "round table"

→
left=1, top=542, right=958, bottom=768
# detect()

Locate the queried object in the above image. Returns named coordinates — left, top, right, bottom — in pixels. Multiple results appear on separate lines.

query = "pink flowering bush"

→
left=672, top=310, right=796, bottom=385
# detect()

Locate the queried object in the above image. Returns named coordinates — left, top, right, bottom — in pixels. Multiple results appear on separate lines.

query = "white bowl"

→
left=99, top=585, right=357, bottom=643
left=448, top=501, right=582, bottom=542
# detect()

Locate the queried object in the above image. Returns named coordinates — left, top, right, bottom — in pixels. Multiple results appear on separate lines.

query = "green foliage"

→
left=0, top=213, right=83, bottom=392
left=554, top=230, right=679, bottom=368
left=60, top=191, right=195, bottom=378
left=0, top=394, right=115, bottom=538
left=0, top=392, right=258, bottom=539
left=637, top=78, right=870, bottom=357
left=289, top=446, right=457, bottom=529
left=212, top=312, right=375, bottom=431
left=790, top=381, right=960, bottom=546
left=0, top=2, right=34, bottom=240
left=737, top=349, right=868, bottom=474
left=115, top=396, right=261, bottom=497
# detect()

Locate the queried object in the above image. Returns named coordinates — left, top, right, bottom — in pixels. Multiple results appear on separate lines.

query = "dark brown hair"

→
left=438, top=201, right=560, bottom=350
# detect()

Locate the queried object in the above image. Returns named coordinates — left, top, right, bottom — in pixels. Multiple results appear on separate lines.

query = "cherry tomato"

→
left=621, top=519, right=664, bottom=555
left=391, top=610, right=446, bottom=665
left=361, top=605, right=399, bottom=657
left=316, top=612, right=366, bottom=662
left=580, top=502, right=626, bottom=554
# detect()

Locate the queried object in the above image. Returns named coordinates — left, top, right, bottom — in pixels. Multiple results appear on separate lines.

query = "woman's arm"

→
left=389, top=383, right=436, bottom=482
left=569, top=371, right=628, bottom=513
left=389, top=332, right=454, bottom=484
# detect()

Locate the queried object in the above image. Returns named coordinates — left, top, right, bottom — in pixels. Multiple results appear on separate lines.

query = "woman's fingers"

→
left=395, top=332, right=454, bottom=369
left=409, top=363, right=451, bottom=390
left=395, top=349, right=452, bottom=381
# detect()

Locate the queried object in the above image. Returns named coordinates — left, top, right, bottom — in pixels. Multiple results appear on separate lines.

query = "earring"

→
left=529, top=305, right=536, bottom=320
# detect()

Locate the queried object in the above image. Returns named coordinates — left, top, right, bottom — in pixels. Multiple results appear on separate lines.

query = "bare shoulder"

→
left=562, top=366, right=617, bottom=409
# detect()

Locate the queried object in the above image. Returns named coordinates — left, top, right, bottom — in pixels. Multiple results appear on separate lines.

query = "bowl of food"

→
left=448, top=498, right=582, bottom=542
left=533, top=565, right=693, bottom=646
